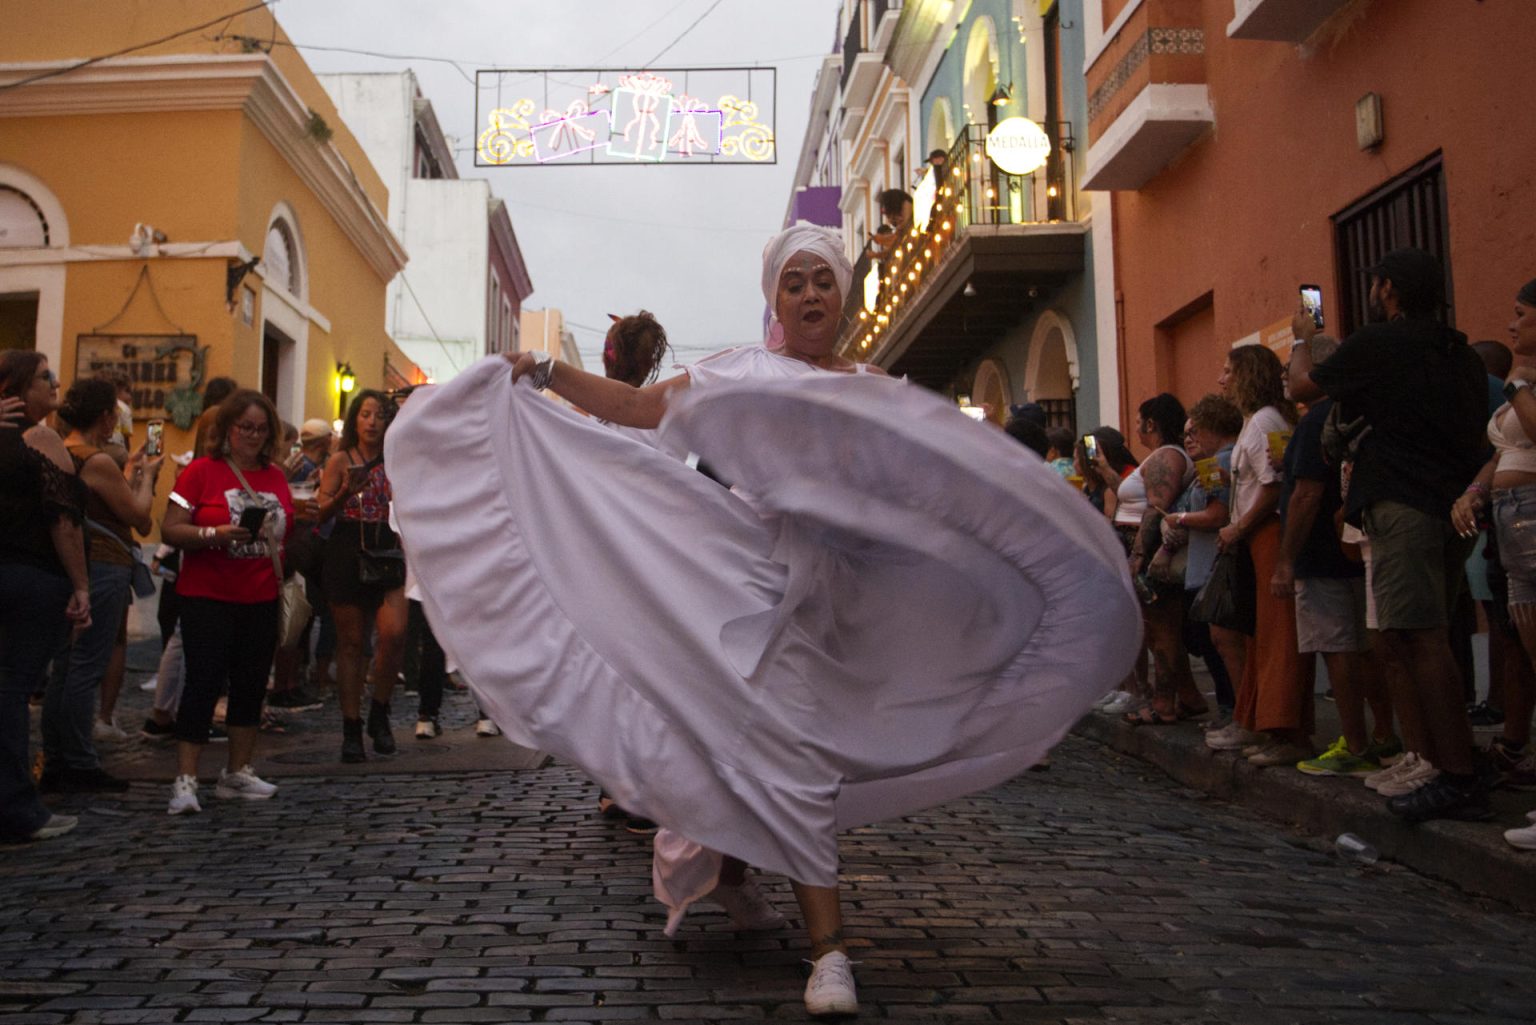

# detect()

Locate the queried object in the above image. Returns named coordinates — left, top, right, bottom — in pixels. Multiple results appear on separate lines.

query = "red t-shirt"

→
left=170, top=457, right=293, bottom=603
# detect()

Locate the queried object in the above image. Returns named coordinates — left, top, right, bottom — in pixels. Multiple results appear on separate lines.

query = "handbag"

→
left=356, top=519, right=406, bottom=590
left=85, top=517, right=156, bottom=598
left=226, top=460, right=312, bottom=645
left=1190, top=542, right=1256, bottom=635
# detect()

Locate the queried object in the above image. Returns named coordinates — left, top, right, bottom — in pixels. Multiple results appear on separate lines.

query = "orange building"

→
left=0, top=0, right=417, bottom=463
left=1080, top=0, right=1536, bottom=431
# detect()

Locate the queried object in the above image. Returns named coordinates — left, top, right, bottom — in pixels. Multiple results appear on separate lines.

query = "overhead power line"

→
left=645, top=0, right=731, bottom=66
left=0, top=0, right=275, bottom=94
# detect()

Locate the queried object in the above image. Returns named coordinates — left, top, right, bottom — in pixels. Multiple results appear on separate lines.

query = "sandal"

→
left=1124, top=706, right=1179, bottom=726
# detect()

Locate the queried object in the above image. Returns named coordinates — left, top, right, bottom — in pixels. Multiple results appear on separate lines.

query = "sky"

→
left=275, top=0, right=839, bottom=373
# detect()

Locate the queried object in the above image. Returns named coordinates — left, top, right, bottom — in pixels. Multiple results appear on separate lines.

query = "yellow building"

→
left=0, top=0, right=418, bottom=460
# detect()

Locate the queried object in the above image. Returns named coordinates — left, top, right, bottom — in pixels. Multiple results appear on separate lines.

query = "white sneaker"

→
left=168, top=775, right=201, bottom=815
left=708, top=877, right=787, bottom=931
left=1505, top=823, right=1536, bottom=850
left=415, top=719, right=441, bottom=739
left=1091, top=690, right=1122, bottom=710
left=475, top=718, right=501, bottom=737
left=1373, top=753, right=1440, bottom=797
left=215, top=765, right=277, bottom=801
left=92, top=718, right=129, bottom=743
left=1205, top=721, right=1262, bottom=751
left=139, top=675, right=158, bottom=692
left=804, top=950, right=858, bottom=1017
left=1098, top=692, right=1137, bottom=715
left=28, top=813, right=78, bottom=841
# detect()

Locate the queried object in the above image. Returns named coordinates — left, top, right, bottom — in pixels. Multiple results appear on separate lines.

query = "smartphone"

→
left=1300, top=284, right=1324, bottom=329
left=237, top=505, right=268, bottom=534
left=145, top=420, right=163, bottom=457
left=1082, top=434, right=1099, bottom=462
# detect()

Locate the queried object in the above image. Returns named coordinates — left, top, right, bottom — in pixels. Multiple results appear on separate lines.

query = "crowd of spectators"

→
left=1060, top=249, right=1536, bottom=852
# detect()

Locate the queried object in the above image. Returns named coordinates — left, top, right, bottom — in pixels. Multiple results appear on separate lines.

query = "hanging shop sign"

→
left=75, top=334, right=210, bottom=429
left=985, top=116, right=1052, bottom=175
left=475, top=67, right=776, bottom=166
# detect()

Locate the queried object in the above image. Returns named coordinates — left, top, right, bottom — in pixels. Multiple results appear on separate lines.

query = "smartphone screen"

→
left=237, top=505, right=268, bottom=534
left=145, top=420, right=164, bottom=457
left=1300, top=284, right=1324, bottom=329
left=1082, top=434, right=1099, bottom=461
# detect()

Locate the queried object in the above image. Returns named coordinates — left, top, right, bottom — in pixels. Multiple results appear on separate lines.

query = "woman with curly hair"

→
left=1205, top=345, right=1309, bottom=764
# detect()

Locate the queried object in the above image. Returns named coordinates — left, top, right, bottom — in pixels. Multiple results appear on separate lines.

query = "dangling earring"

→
left=221, top=439, right=231, bottom=456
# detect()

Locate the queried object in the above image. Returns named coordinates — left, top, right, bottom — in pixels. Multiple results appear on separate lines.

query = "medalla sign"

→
left=985, top=117, right=1052, bottom=176
left=475, top=67, right=776, bottom=166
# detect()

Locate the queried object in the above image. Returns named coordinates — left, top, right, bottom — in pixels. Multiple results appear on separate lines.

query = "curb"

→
left=1073, top=713, right=1536, bottom=912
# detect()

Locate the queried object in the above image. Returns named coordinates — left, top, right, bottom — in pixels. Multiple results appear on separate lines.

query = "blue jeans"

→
left=0, top=562, right=70, bottom=840
left=42, top=561, right=132, bottom=772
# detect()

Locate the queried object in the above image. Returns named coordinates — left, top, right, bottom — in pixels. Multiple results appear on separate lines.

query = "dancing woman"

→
left=388, top=226, right=1140, bottom=1017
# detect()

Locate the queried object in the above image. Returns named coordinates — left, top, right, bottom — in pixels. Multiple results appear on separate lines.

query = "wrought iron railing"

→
left=840, top=7, right=864, bottom=89
left=842, top=121, right=1077, bottom=358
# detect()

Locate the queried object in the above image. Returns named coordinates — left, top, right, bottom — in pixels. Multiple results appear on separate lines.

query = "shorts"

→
left=1294, top=576, right=1368, bottom=653
left=1361, top=500, right=1474, bottom=631
left=1493, top=484, right=1536, bottom=608
left=322, top=519, right=400, bottom=609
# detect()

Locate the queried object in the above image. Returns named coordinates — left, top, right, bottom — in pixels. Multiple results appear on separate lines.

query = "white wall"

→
left=395, top=178, right=490, bottom=381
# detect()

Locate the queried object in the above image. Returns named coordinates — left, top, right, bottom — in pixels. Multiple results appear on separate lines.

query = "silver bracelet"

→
left=527, top=352, right=555, bottom=391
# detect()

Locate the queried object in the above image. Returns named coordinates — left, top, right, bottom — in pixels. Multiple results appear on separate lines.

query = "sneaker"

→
left=1098, top=692, right=1137, bottom=715
left=1247, top=741, right=1315, bottom=767
left=1466, top=701, right=1505, bottom=727
left=167, top=775, right=201, bottom=815
left=215, top=765, right=277, bottom=801
left=138, top=675, right=158, bottom=692
left=140, top=717, right=175, bottom=743
left=208, top=724, right=228, bottom=743
left=804, top=950, right=858, bottom=1018
left=708, top=877, right=786, bottom=931
left=1363, top=734, right=1404, bottom=764
left=1488, top=738, right=1536, bottom=790
left=1298, top=736, right=1380, bottom=777
left=38, top=766, right=130, bottom=794
left=475, top=718, right=501, bottom=737
left=1091, top=690, right=1123, bottom=710
left=1374, top=753, right=1441, bottom=797
left=266, top=688, right=323, bottom=711
left=1387, top=774, right=1492, bottom=822
left=27, top=813, right=79, bottom=841
left=92, top=718, right=129, bottom=743
left=1364, top=751, right=1426, bottom=792
left=414, top=719, right=441, bottom=740
left=1505, top=823, right=1536, bottom=850
left=1205, top=721, right=1262, bottom=751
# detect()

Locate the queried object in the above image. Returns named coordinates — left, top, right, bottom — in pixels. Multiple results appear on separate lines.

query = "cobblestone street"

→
left=4, top=736, right=1534, bottom=1024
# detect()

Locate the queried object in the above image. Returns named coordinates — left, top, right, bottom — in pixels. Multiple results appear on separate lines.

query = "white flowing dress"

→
left=386, top=348, right=1140, bottom=889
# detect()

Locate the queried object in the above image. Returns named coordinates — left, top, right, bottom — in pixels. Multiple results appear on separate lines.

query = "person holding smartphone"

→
left=159, top=389, right=292, bottom=815
left=316, top=390, right=406, bottom=763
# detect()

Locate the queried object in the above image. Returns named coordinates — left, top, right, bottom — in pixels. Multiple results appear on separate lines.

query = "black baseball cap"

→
left=1362, top=247, right=1444, bottom=310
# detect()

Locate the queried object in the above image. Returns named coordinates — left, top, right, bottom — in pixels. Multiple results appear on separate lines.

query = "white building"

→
left=318, top=70, right=533, bottom=383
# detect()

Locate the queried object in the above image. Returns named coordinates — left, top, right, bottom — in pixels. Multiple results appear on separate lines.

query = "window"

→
left=487, top=272, right=501, bottom=352
left=264, top=219, right=301, bottom=297
left=1333, top=153, right=1451, bottom=335
left=0, top=186, right=48, bottom=248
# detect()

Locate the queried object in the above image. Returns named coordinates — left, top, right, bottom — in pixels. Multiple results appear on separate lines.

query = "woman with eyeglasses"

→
left=0, top=352, right=90, bottom=842
left=159, top=390, right=293, bottom=815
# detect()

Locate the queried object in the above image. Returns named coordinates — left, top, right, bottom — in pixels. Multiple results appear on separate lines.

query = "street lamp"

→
left=335, top=361, right=356, bottom=418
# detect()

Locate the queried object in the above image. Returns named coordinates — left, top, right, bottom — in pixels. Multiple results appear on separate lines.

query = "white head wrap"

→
left=761, top=224, right=853, bottom=344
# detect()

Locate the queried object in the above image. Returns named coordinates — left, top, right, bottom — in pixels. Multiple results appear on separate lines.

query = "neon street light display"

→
left=475, top=67, right=776, bottom=166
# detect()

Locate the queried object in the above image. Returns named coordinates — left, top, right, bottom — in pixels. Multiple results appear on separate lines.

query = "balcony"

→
left=1081, top=0, right=1213, bottom=191
left=840, top=5, right=882, bottom=113
left=1227, top=0, right=1352, bottom=42
left=870, top=0, right=902, bottom=52
left=840, top=123, right=1086, bottom=388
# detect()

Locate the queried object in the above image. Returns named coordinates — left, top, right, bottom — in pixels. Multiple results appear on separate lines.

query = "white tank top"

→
left=1489, top=403, right=1536, bottom=476
left=1114, top=444, right=1194, bottom=526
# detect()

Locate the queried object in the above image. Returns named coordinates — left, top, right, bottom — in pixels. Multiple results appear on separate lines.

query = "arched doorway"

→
left=1026, top=311, right=1080, bottom=430
left=259, top=203, right=310, bottom=424
left=971, top=357, right=1011, bottom=426
left=927, top=98, right=955, bottom=157
left=0, top=165, right=68, bottom=365
left=962, top=18, right=1000, bottom=130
